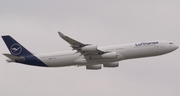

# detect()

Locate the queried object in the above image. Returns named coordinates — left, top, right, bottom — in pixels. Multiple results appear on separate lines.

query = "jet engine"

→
left=86, top=64, right=101, bottom=70
left=101, top=52, right=117, bottom=59
left=103, top=62, right=119, bottom=67
left=81, top=45, right=97, bottom=51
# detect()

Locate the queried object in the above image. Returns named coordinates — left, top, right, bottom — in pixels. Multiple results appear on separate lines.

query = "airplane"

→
left=1, top=32, right=179, bottom=70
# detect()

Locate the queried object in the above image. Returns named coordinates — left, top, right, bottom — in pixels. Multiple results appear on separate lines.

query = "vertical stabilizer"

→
left=2, top=35, right=32, bottom=56
left=1, top=35, right=48, bottom=67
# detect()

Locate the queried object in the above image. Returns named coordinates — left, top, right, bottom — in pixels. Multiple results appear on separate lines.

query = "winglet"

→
left=58, top=32, right=65, bottom=37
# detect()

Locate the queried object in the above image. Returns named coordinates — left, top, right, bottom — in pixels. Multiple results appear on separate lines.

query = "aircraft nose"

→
left=175, top=45, right=179, bottom=49
left=173, top=45, right=179, bottom=50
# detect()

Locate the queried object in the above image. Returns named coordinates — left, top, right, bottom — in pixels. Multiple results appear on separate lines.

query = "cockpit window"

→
left=169, top=43, right=173, bottom=44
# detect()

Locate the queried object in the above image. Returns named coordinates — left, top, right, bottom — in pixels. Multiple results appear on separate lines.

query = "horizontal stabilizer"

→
left=3, top=53, right=24, bottom=61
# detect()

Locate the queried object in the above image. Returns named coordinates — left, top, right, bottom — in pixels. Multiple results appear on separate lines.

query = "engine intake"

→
left=81, top=45, right=97, bottom=51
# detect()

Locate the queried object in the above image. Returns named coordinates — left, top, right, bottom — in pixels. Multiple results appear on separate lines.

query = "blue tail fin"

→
left=2, top=35, right=32, bottom=56
left=2, top=35, right=48, bottom=67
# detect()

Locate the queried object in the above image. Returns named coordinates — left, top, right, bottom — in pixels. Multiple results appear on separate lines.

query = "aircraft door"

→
left=157, top=42, right=165, bottom=54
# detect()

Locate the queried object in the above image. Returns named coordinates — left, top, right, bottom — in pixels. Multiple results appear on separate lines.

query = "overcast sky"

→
left=0, top=0, right=179, bottom=96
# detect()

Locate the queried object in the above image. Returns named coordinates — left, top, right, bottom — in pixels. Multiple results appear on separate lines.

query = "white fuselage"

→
left=34, top=41, right=178, bottom=67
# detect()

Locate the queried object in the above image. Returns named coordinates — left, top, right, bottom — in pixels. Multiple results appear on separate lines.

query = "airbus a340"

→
left=2, top=32, right=178, bottom=70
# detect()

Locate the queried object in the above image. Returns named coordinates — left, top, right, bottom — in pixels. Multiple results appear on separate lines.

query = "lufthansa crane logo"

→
left=10, top=44, right=22, bottom=55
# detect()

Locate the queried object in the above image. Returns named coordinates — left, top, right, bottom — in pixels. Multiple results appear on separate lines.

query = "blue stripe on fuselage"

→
left=16, top=55, right=48, bottom=67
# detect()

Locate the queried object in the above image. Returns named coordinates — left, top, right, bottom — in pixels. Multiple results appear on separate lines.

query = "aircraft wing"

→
left=58, top=32, right=105, bottom=58
left=58, top=32, right=84, bottom=47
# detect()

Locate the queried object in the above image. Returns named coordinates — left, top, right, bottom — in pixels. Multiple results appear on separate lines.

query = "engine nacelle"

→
left=81, top=45, right=97, bottom=51
left=103, top=62, right=119, bottom=67
left=86, top=65, right=101, bottom=70
left=101, top=52, right=117, bottom=59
